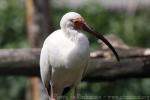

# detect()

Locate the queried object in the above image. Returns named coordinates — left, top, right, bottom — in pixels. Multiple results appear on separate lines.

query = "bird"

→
left=40, top=12, right=120, bottom=100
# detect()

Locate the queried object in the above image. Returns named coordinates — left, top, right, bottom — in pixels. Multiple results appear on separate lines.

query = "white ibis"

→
left=40, top=12, right=119, bottom=100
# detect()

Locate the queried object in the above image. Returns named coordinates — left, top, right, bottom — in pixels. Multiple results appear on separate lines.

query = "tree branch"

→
left=0, top=48, right=150, bottom=81
left=0, top=48, right=40, bottom=76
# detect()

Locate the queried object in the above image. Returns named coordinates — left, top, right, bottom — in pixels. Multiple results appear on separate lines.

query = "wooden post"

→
left=26, top=0, right=53, bottom=47
left=25, top=0, right=40, bottom=100
left=25, top=0, right=53, bottom=100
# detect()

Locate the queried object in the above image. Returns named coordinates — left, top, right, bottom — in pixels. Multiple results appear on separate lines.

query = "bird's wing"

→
left=40, top=46, right=52, bottom=95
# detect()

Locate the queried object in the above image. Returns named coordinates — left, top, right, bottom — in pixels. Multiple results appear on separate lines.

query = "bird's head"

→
left=60, top=12, right=120, bottom=61
left=60, top=12, right=84, bottom=31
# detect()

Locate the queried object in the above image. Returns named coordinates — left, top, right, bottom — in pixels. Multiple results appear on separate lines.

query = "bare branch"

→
left=0, top=48, right=150, bottom=82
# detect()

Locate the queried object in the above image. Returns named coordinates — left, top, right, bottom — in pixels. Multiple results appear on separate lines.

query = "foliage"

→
left=0, top=0, right=27, bottom=48
left=0, top=77, right=26, bottom=100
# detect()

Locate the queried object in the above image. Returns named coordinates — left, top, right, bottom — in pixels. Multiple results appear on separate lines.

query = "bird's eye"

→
left=70, top=19, right=80, bottom=24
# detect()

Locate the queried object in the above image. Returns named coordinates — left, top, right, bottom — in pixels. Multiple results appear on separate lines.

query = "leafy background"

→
left=0, top=0, right=150, bottom=100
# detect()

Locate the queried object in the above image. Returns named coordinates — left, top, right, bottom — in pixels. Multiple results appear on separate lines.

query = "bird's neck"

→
left=62, top=28, right=81, bottom=42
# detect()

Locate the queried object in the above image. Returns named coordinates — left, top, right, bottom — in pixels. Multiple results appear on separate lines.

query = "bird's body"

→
left=40, top=12, right=119, bottom=100
left=40, top=29, right=89, bottom=95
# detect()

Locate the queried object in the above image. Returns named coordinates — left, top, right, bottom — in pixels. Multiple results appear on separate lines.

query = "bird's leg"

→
left=50, top=82, right=55, bottom=100
left=73, top=87, right=78, bottom=100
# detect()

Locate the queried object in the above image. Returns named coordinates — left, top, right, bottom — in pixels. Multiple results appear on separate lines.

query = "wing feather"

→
left=40, top=46, right=52, bottom=95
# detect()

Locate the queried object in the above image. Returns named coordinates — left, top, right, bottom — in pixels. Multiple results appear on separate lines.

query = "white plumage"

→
left=40, top=12, right=89, bottom=99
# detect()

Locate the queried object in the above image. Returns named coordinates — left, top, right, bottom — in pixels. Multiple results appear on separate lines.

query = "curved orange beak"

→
left=82, top=22, right=120, bottom=61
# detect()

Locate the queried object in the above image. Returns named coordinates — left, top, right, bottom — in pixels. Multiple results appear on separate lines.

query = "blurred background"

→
left=0, top=0, right=150, bottom=100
